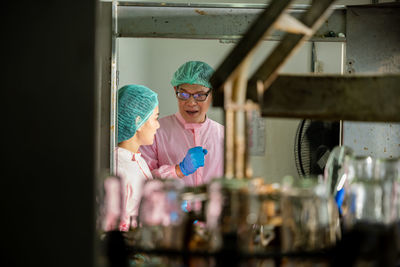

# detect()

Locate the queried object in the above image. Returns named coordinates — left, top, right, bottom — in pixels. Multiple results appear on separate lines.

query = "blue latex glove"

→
left=179, top=146, right=208, bottom=176
left=335, top=188, right=345, bottom=215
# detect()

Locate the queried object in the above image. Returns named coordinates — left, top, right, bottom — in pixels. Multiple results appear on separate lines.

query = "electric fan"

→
left=294, top=119, right=340, bottom=178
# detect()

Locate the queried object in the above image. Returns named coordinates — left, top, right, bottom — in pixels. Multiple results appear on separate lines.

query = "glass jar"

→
left=206, top=177, right=282, bottom=253
left=135, top=178, right=186, bottom=250
left=325, top=146, right=400, bottom=228
left=280, top=175, right=340, bottom=252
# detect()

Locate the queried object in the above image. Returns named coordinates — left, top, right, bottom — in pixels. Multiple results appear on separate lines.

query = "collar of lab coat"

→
left=117, top=146, right=142, bottom=161
left=175, top=112, right=210, bottom=130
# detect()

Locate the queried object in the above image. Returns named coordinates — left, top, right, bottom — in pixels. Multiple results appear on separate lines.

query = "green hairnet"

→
left=171, top=61, right=214, bottom=89
left=118, top=85, right=158, bottom=143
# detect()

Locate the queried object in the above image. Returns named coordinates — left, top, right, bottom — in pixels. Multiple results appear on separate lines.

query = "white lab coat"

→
left=115, top=147, right=153, bottom=231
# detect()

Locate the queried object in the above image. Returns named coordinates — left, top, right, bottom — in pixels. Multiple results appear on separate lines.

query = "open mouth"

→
left=186, top=110, right=199, bottom=116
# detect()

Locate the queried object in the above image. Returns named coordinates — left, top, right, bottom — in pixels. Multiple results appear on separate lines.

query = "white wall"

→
left=118, top=38, right=344, bottom=182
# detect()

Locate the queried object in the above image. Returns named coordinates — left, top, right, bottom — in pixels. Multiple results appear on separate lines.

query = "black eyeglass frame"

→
left=175, top=88, right=212, bottom=102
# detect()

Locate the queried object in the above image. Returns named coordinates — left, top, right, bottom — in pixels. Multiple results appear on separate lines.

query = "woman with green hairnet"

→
left=115, top=84, right=160, bottom=231
left=140, top=61, right=224, bottom=187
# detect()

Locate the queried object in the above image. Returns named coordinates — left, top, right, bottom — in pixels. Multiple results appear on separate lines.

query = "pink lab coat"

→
left=115, top=147, right=153, bottom=231
left=102, top=176, right=122, bottom=232
left=140, top=112, right=224, bottom=187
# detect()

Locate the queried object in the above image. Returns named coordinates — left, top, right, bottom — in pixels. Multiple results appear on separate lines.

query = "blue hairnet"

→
left=171, top=61, right=214, bottom=89
left=118, top=85, right=158, bottom=143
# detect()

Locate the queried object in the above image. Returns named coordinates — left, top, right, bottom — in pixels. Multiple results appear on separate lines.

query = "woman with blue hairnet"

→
left=140, top=61, right=224, bottom=187
left=115, top=84, right=160, bottom=231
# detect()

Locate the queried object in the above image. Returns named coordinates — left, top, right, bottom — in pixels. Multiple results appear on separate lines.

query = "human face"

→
left=175, top=83, right=212, bottom=123
left=136, top=105, right=160, bottom=146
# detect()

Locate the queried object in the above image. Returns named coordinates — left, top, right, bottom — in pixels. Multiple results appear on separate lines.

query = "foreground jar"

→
left=135, top=178, right=186, bottom=250
left=280, top=175, right=340, bottom=253
left=206, top=177, right=282, bottom=253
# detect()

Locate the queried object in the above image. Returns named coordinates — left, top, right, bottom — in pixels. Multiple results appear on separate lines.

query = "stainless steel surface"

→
left=116, top=1, right=346, bottom=10
left=343, top=6, right=400, bottom=158
left=259, top=74, right=400, bottom=122
left=116, top=3, right=346, bottom=41
left=345, top=7, right=400, bottom=74
left=248, top=110, right=266, bottom=156
left=344, top=122, right=400, bottom=158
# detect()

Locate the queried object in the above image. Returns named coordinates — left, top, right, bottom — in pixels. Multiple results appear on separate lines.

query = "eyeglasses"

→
left=175, top=89, right=211, bottom=102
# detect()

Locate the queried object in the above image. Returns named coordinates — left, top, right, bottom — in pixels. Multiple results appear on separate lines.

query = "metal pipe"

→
left=115, top=1, right=346, bottom=10
left=233, top=59, right=252, bottom=178
left=224, top=81, right=235, bottom=179
left=110, top=0, right=118, bottom=175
